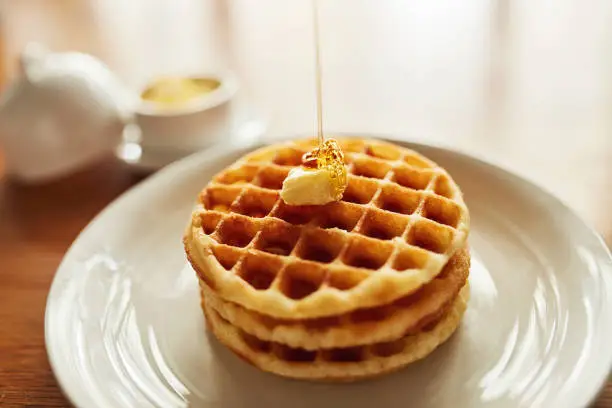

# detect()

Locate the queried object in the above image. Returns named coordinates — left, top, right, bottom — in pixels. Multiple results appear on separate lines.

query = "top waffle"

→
left=184, top=137, right=470, bottom=319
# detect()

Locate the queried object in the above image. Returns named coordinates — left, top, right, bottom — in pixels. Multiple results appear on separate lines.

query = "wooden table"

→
left=0, top=0, right=611, bottom=406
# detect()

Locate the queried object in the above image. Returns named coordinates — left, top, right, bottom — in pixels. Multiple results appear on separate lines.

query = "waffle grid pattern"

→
left=185, top=138, right=469, bottom=318
left=199, top=248, right=469, bottom=350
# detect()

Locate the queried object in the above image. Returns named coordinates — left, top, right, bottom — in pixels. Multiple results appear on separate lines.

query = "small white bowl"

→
left=134, top=73, right=238, bottom=152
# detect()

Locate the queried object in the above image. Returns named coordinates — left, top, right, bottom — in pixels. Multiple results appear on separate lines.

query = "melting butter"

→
left=280, top=139, right=347, bottom=206
left=141, top=77, right=220, bottom=107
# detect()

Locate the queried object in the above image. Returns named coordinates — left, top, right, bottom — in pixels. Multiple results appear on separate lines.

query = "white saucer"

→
left=45, top=136, right=612, bottom=408
left=115, top=119, right=267, bottom=172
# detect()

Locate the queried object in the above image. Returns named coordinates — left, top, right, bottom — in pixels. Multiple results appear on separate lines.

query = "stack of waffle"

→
left=184, top=138, right=470, bottom=382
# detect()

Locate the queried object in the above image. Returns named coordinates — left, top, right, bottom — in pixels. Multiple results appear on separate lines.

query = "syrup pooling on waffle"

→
left=198, top=248, right=469, bottom=349
left=184, top=138, right=470, bottom=319
left=279, top=138, right=347, bottom=206
left=299, top=138, right=348, bottom=201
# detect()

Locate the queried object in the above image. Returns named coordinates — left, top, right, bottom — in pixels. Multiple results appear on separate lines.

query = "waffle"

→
left=202, top=283, right=470, bottom=382
left=201, top=247, right=469, bottom=349
left=184, top=137, right=470, bottom=319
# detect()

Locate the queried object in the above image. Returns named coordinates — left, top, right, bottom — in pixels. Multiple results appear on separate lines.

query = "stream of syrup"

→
left=304, top=0, right=347, bottom=200
left=312, top=0, right=324, bottom=147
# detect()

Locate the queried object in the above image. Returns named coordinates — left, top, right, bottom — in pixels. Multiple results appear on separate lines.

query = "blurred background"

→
left=0, top=0, right=611, bottom=406
left=1, top=0, right=611, bottom=224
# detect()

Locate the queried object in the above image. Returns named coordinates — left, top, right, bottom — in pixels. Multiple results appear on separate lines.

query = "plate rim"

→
left=45, top=133, right=612, bottom=408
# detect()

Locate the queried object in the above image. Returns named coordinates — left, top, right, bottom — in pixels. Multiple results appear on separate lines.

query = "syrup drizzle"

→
left=312, top=0, right=324, bottom=147
left=305, top=0, right=347, bottom=200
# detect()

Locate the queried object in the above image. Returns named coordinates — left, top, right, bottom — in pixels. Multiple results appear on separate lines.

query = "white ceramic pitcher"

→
left=0, top=43, right=133, bottom=183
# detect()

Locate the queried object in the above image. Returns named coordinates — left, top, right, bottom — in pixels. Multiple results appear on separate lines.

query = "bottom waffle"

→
left=202, top=283, right=469, bottom=382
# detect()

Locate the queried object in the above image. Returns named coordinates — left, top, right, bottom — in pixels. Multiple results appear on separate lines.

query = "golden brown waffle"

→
left=202, top=283, right=469, bottom=382
left=201, top=247, right=469, bottom=349
left=184, top=137, right=470, bottom=319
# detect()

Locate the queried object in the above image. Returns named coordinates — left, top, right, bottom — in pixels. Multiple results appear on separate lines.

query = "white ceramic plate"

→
left=45, top=136, right=612, bottom=408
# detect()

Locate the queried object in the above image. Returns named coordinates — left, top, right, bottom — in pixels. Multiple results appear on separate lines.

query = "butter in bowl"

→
left=134, top=73, right=239, bottom=153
